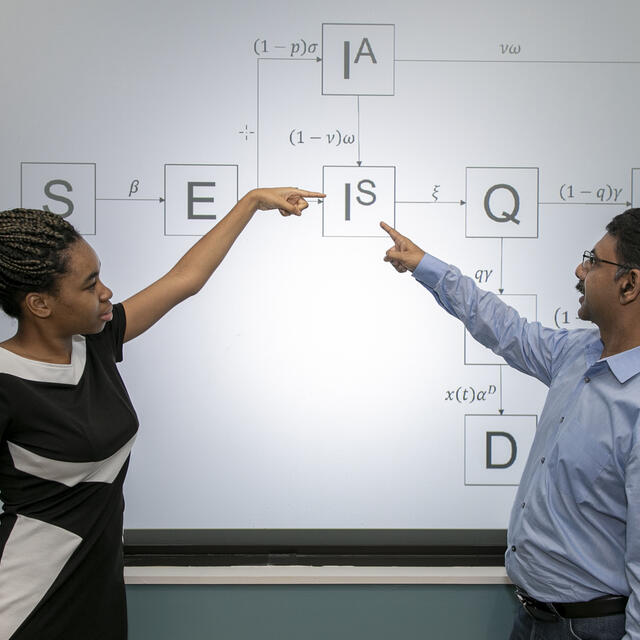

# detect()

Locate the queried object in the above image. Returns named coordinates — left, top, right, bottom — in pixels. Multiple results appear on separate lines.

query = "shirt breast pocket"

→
left=552, top=426, right=613, bottom=504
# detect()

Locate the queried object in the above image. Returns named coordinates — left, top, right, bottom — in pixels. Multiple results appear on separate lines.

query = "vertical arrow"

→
left=499, top=237, right=504, bottom=294
left=499, top=365, right=504, bottom=415
left=356, top=95, right=362, bottom=166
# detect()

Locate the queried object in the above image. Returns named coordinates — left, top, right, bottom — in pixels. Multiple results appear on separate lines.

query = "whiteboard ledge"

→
left=125, top=565, right=511, bottom=585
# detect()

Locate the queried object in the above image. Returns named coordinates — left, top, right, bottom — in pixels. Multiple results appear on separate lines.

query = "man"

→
left=381, top=209, right=640, bottom=640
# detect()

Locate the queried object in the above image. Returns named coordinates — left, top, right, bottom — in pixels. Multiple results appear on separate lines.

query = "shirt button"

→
left=521, top=502, right=526, bottom=508
left=584, top=376, right=591, bottom=383
left=511, top=545, right=517, bottom=552
left=559, top=417, right=565, bottom=423
left=541, top=457, right=545, bottom=464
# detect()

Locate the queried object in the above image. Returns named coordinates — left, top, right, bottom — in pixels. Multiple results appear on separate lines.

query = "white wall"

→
left=1, top=0, right=638, bottom=529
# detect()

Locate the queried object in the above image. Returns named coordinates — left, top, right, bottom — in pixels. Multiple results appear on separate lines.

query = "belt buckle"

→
left=515, top=588, right=560, bottom=623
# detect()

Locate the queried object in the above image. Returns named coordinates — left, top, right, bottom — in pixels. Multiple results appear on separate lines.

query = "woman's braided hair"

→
left=0, top=208, right=80, bottom=318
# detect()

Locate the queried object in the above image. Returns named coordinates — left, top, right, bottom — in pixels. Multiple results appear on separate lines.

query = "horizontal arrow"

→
left=258, top=57, right=321, bottom=62
left=540, top=201, right=631, bottom=206
left=97, top=197, right=164, bottom=202
left=396, top=200, right=465, bottom=205
left=396, top=58, right=640, bottom=65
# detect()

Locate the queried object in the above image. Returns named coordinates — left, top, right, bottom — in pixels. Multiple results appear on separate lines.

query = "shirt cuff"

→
left=412, top=253, right=451, bottom=289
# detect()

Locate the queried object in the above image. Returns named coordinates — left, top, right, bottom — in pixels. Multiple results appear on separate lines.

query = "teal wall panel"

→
left=127, top=584, right=520, bottom=639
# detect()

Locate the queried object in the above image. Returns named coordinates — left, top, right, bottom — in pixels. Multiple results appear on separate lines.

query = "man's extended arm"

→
left=381, top=221, right=568, bottom=386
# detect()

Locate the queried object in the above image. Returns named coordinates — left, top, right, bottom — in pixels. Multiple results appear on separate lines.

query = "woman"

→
left=0, top=186, right=323, bottom=640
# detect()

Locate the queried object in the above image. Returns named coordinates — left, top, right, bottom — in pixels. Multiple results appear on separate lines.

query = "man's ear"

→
left=23, top=292, right=53, bottom=319
left=619, top=269, right=640, bottom=305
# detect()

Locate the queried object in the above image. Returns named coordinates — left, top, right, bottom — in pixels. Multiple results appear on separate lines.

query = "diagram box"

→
left=465, top=294, right=537, bottom=365
left=633, top=168, right=640, bottom=207
left=164, top=164, right=238, bottom=236
left=322, top=23, right=395, bottom=96
left=465, top=414, right=537, bottom=486
left=21, top=162, right=96, bottom=235
left=465, top=167, right=539, bottom=238
left=322, top=166, right=395, bottom=237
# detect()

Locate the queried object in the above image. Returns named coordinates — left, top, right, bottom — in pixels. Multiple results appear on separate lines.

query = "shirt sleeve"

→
left=623, top=429, right=640, bottom=640
left=97, top=303, right=127, bottom=363
left=412, top=253, right=568, bottom=386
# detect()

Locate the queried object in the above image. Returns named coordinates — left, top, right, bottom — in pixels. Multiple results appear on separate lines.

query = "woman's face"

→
left=47, top=238, right=113, bottom=336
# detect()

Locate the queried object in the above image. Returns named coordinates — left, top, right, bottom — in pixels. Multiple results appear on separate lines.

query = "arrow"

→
left=499, top=237, right=504, bottom=294
left=257, top=57, right=321, bottom=62
left=396, top=200, right=465, bottom=205
left=97, top=197, right=164, bottom=202
left=395, top=58, right=640, bottom=65
left=498, top=365, right=504, bottom=415
left=357, top=96, right=361, bottom=166
left=540, top=201, right=632, bottom=206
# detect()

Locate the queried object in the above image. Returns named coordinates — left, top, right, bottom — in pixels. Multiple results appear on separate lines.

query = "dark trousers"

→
left=509, top=605, right=625, bottom=640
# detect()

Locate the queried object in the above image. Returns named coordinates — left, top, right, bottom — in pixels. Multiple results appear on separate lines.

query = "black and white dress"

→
left=0, top=304, right=138, bottom=640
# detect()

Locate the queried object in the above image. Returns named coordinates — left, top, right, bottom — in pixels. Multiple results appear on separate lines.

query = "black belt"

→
left=515, top=587, right=628, bottom=622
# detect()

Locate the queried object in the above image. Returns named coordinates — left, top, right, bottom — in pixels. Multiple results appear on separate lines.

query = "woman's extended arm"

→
left=122, top=187, right=324, bottom=342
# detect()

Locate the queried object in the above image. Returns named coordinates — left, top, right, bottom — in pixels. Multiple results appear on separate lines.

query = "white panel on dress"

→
left=0, top=335, right=86, bottom=385
left=8, top=434, right=137, bottom=487
left=0, top=514, right=82, bottom=640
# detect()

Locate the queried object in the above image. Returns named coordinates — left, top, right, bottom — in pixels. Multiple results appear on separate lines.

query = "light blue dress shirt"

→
left=414, top=253, right=640, bottom=637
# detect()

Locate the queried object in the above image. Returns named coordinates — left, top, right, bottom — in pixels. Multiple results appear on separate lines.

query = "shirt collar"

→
left=604, top=345, right=640, bottom=383
left=0, top=335, right=86, bottom=385
left=587, top=338, right=640, bottom=383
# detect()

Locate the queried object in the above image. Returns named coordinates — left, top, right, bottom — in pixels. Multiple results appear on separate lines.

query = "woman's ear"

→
left=23, top=292, right=53, bottom=319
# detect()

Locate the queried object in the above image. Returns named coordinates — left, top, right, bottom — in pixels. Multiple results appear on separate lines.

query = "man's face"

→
left=575, top=233, right=621, bottom=325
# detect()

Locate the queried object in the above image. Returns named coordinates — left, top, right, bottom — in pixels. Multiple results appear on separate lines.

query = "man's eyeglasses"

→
left=582, top=251, right=636, bottom=271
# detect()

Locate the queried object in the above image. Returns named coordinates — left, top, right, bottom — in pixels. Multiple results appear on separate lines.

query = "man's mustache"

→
left=576, top=281, right=585, bottom=294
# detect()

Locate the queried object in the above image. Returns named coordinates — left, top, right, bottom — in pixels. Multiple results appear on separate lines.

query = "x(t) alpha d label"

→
left=322, top=23, right=395, bottom=95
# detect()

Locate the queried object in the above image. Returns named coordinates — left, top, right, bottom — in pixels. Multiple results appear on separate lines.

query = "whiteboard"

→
left=1, top=0, right=639, bottom=531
